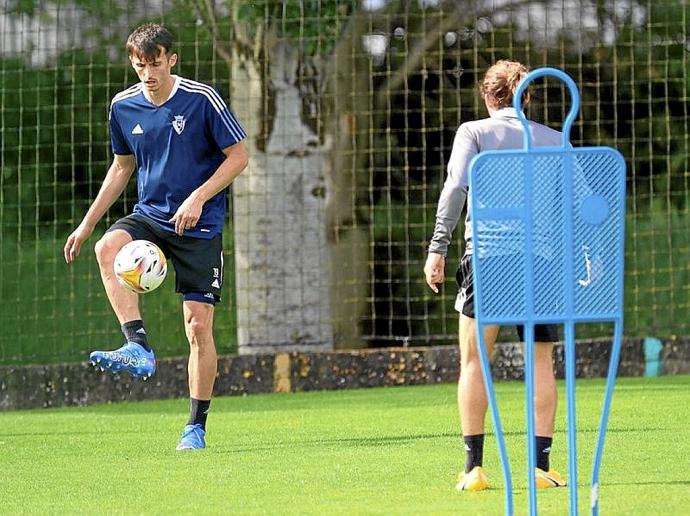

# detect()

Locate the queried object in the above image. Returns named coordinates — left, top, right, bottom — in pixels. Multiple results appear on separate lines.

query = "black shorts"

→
left=107, top=214, right=224, bottom=302
left=455, top=253, right=559, bottom=342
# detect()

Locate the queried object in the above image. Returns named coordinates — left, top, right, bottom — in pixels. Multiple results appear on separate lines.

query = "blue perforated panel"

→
left=469, top=147, right=625, bottom=325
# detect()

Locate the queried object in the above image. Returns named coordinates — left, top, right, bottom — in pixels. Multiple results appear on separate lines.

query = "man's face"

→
left=129, top=46, right=177, bottom=92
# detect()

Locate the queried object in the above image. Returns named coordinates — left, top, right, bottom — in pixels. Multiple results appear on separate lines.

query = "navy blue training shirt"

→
left=109, top=75, right=247, bottom=238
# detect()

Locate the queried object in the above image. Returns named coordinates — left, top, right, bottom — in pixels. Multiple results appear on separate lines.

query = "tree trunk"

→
left=231, top=39, right=333, bottom=354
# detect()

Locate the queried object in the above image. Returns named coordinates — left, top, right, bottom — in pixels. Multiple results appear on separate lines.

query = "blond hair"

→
left=479, top=60, right=530, bottom=109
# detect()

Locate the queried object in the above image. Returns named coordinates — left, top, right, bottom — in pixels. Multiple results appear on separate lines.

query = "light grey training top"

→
left=428, top=107, right=562, bottom=256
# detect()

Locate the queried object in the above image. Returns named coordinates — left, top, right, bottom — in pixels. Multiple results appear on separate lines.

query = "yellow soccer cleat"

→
left=456, top=466, right=490, bottom=492
left=535, top=468, right=567, bottom=489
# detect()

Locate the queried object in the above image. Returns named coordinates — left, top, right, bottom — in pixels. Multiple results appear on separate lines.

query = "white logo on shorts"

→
left=455, top=287, right=468, bottom=313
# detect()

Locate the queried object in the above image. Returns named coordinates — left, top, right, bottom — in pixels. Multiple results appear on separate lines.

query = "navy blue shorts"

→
left=108, top=214, right=223, bottom=303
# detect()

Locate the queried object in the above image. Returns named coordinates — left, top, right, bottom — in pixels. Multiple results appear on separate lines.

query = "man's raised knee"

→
left=95, top=231, right=131, bottom=267
left=94, top=236, right=119, bottom=266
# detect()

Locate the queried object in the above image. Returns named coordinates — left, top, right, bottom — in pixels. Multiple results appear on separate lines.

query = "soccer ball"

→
left=114, top=240, right=167, bottom=293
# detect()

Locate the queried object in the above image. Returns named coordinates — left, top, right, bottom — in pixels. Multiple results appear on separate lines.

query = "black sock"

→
left=464, top=434, right=485, bottom=473
left=121, top=320, right=150, bottom=351
left=187, top=398, right=211, bottom=430
left=536, top=436, right=553, bottom=471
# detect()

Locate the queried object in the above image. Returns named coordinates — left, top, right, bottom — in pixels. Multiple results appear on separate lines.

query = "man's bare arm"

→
left=64, top=154, right=136, bottom=263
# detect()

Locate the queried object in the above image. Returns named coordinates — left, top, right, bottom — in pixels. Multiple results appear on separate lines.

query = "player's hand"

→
left=424, top=252, right=445, bottom=293
left=63, top=223, right=94, bottom=264
left=169, top=193, right=204, bottom=236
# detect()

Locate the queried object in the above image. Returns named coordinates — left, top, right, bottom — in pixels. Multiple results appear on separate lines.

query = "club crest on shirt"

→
left=172, top=115, right=186, bottom=135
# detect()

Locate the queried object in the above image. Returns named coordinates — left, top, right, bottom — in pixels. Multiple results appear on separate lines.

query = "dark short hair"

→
left=126, top=23, right=173, bottom=61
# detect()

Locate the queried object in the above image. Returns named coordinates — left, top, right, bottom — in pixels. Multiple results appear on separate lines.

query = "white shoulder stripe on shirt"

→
left=114, top=82, right=141, bottom=96
left=178, top=79, right=233, bottom=118
left=179, top=78, right=227, bottom=107
left=109, top=86, right=143, bottom=120
left=178, top=78, right=242, bottom=125
left=111, top=90, right=142, bottom=106
left=177, top=84, right=241, bottom=140
left=178, top=83, right=246, bottom=141
left=112, top=82, right=142, bottom=98
left=111, top=84, right=143, bottom=106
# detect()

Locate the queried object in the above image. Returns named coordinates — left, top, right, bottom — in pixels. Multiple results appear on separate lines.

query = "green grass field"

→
left=2, top=376, right=688, bottom=515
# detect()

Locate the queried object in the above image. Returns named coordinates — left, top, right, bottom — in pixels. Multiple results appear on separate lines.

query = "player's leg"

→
left=89, top=215, right=159, bottom=378
left=455, top=254, right=500, bottom=491
left=94, top=229, right=138, bottom=323
left=176, top=299, right=217, bottom=451
left=518, top=324, right=566, bottom=488
left=169, top=234, right=223, bottom=451
left=458, top=314, right=500, bottom=436
left=184, top=301, right=217, bottom=399
left=457, top=314, right=500, bottom=491
left=533, top=341, right=556, bottom=438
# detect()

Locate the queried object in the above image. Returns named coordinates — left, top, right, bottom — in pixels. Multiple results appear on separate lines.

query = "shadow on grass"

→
left=215, top=431, right=459, bottom=453
left=483, top=427, right=665, bottom=437
left=0, top=429, right=141, bottom=438
left=467, top=479, right=690, bottom=495
left=603, top=480, right=690, bottom=487
left=212, top=425, right=665, bottom=454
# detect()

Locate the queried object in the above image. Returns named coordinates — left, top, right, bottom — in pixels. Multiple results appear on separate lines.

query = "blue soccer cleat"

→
left=176, top=424, right=206, bottom=451
left=89, top=342, right=156, bottom=380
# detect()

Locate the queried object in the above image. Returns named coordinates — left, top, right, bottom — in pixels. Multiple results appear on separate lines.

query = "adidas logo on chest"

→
left=130, top=114, right=189, bottom=137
